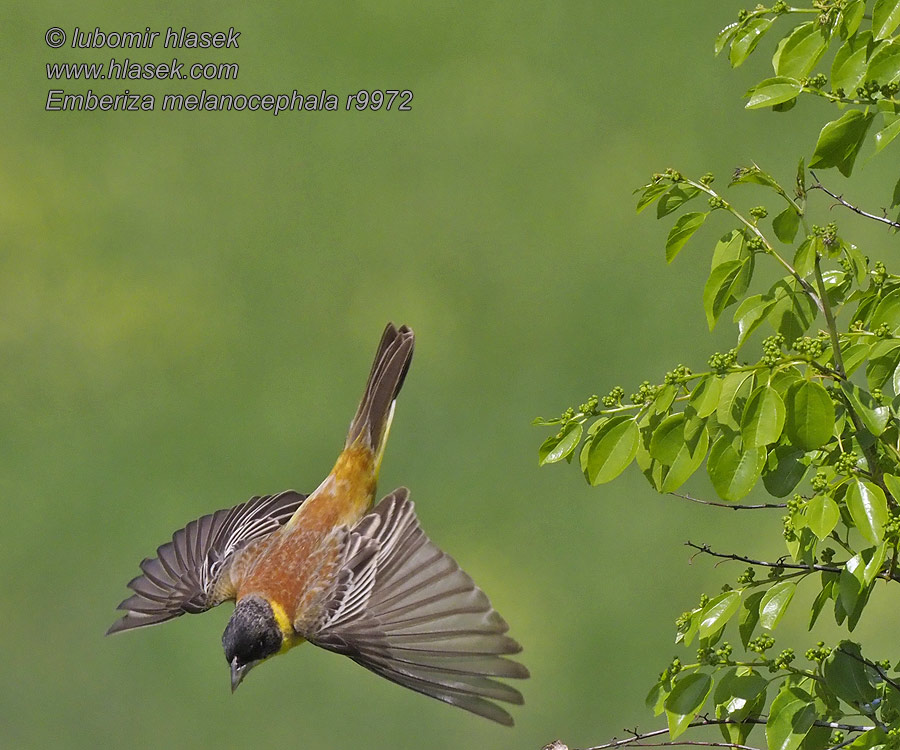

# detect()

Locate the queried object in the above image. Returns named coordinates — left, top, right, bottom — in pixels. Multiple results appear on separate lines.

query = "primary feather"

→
left=306, top=489, right=528, bottom=726
left=107, top=490, right=307, bottom=634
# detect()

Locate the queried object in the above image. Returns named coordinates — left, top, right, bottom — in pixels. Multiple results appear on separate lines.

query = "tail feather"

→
left=346, top=324, right=415, bottom=460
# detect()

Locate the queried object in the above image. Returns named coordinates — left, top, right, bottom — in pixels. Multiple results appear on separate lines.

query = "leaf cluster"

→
left=723, top=0, right=900, bottom=198
left=536, top=4, right=900, bottom=750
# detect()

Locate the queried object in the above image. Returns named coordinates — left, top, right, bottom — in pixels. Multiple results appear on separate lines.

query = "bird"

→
left=108, top=323, right=528, bottom=725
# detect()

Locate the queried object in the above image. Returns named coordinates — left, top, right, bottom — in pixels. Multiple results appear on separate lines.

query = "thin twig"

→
left=685, top=541, right=842, bottom=575
left=809, top=171, right=900, bottom=230
left=670, top=492, right=786, bottom=511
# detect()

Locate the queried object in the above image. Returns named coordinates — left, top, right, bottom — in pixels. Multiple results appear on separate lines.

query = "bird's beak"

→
left=230, top=658, right=247, bottom=692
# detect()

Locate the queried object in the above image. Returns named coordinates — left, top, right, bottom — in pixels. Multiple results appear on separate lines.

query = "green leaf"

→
left=708, top=437, right=766, bottom=502
left=710, top=230, right=754, bottom=298
left=862, top=544, right=887, bottom=586
left=774, top=22, right=829, bottom=79
left=844, top=242, right=868, bottom=287
left=866, top=340, right=900, bottom=390
left=784, top=380, right=835, bottom=450
left=810, top=110, right=876, bottom=177
left=767, top=685, right=816, bottom=750
left=786, top=525, right=817, bottom=567
left=636, top=182, right=670, bottom=213
left=831, top=31, right=873, bottom=94
left=699, top=591, right=742, bottom=640
left=772, top=206, right=800, bottom=243
left=666, top=212, right=708, bottom=263
left=714, top=667, right=766, bottom=718
left=866, top=40, right=900, bottom=86
left=799, top=725, right=830, bottom=750
left=710, top=229, right=745, bottom=268
left=845, top=479, right=888, bottom=544
left=742, top=385, right=786, bottom=447
left=875, top=116, right=900, bottom=153
left=883, top=473, right=900, bottom=504
left=874, top=0, right=900, bottom=40
left=763, top=446, right=808, bottom=497
left=665, top=672, right=713, bottom=739
left=654, top=383, right=677, bottom=413
left=739, top=590, right=765, bottom=648
left=809, top=574, right=836, bottom=629
left=842, top=730, right=889, bottom=750
left=715, top=667, right=767, bottom=743
left=841, top=1, right=865, bottom=38
left=716, top=22, right=741, bottom=56
left=806, top=494, right=840, bottom=540
left=840, top=341, right=871, bottom=377
left=870, top=287, right=900, bottom=331
left=767, top=278, right=817, bottom=342
left=676, top=607, right=701, bottom=646
left=730, top=165, right=782, bottom=190
left=650, top=413, right=687, bottom=464
left=704, top=260, right=749, bottom=330
left=538, top=422, right=583, bottom=465
left=746, top=76, right=803, bottom=109
left=583, top=417, right=639, bottom=485
left=661, top=424, right=709, bottom=493
left=838, top=552, right=875, bottom=629
left=717, top=371, right=756, bottom=430
left=734, top=293, right=777, bottom=348
left=841, top=382, right=890, bottom=435
left=718, top=687, right=766, bottom=746
left=646, top=679, right=671, bottom=716
left=658, top=185, right=700, bottom=217
left=824, top=641, right=878, bottom=705
left=730, top=18, right=773, bottom=67
left=690, top=375, right=722, bottom=418
left=759, top=580, right=796, bottom=630
left=793, top=237, right=818, bottom=279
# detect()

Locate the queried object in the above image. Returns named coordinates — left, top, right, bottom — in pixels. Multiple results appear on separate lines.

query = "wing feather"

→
left=107, top=490, right=307, bottom=634
left=306, top=488, right=527, bottom=725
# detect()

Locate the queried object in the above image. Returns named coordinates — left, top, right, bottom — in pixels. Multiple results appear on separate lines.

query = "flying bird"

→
left=108, top=323, right=528, bottom=725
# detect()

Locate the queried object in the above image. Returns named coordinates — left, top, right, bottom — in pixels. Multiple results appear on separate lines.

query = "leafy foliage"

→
left=537, top=3, right=900, bottom=750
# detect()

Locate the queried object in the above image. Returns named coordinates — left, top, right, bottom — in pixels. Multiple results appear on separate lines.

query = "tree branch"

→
left=809, top=171, right=900, bottom=231
left=685, top=541, right=842, bottom=575
left=670, top=492, right=786, bottom=511
left=543, top=716, right=875, bottom=750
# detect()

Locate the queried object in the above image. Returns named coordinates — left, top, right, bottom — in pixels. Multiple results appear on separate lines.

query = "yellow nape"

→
left=269, top=599, right=305, bottom=653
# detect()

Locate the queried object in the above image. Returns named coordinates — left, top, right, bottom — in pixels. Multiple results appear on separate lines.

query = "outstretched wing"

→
left=306, top=488, right=528, bottom=726
left=107, top=490, right=307, bottom=635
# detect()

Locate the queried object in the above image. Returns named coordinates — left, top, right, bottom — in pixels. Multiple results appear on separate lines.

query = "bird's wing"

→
left=108, top=490, right=307, bottom=635
left=305, top=488, right=528, bottom=726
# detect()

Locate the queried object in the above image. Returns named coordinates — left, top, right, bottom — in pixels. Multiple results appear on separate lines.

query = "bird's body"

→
left=109, top=324, right=527, bottom=725
left=231, top=445, right=377, bottom=636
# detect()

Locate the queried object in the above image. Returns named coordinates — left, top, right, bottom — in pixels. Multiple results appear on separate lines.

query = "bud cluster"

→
left=708, top=349, right=737, bottom=373
left=748, top=634, right=775, bottom=653
left=762, top=333, right=786, bottom=365
left=602, top=386, right=624, bottom=408
left=631, top=381, right=660, bottom=405
left=805, top=641, right=831, bottom=663
left=664, top=364, right=692, bottom=384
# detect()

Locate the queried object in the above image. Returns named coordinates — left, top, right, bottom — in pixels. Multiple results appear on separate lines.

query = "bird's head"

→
left=222, top=595, right=284, bottom=691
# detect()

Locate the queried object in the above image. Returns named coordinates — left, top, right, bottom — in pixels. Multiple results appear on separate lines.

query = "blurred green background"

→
left=4, top=2, right=900, bottom=748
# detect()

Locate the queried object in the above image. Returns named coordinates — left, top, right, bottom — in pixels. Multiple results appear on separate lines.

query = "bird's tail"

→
left=345, top=324, right=415, bottom=471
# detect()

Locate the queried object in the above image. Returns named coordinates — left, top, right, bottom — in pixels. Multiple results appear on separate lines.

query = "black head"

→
left=222, top=596, right=283, bottom=691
